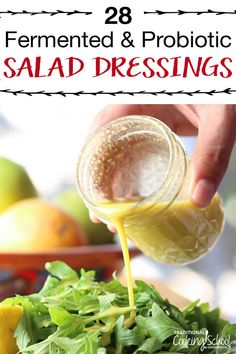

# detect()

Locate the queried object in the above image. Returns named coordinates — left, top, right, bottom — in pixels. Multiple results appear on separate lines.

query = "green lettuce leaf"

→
left=0, top=261, right=234, bottom=354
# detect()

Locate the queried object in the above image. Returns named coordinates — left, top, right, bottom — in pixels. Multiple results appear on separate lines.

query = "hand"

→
left=90, top=104, right=236, bottom=228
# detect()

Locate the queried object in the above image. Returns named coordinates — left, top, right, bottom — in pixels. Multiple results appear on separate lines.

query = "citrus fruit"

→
left=0, top=157, right=37, bottom=214
left=54, top=189, right=114, bottom=245
left=0, top=304, right=23, bottom=354
left=0, top=199, right=87, bottom=252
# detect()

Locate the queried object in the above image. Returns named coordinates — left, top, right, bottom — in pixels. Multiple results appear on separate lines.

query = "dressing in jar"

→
left=77, top=116, right=224, bottom=308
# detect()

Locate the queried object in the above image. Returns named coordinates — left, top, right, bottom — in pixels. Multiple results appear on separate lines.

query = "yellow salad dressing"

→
left=77, top=115, right=225, bottom=326
left=98, top=202, right=137, bottom=325
left=98, top=194, right=224, bottom=314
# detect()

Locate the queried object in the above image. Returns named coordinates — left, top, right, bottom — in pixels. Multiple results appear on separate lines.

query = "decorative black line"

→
left=144, top=9, right=236, bottom=16
left=0, top=9, right=92, bottom=17
left=0, top=88, right=234, bottom=97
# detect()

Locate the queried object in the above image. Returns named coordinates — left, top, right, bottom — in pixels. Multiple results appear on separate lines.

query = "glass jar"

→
left=76, top=115, right=224, bottom=265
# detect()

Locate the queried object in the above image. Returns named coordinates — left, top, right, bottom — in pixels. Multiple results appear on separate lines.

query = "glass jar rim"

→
left=76, top=115, right=187, bottom=218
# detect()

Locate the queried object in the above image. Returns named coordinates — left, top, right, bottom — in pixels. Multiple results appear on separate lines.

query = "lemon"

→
left=0, top=304, right=23, bottom=354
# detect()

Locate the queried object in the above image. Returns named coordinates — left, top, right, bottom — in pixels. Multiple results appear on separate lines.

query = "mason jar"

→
left=76, top=115, right=224, bottom=265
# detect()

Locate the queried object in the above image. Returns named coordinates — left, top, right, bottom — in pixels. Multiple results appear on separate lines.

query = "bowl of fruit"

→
left=0, top=157, right=139, bottom=299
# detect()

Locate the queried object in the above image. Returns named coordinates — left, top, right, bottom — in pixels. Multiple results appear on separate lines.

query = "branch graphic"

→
left=144, top=9, right=236, bottom=16
left=0, top=88, right=234, bottom=97
left=0, top=10, right=92, bottom=17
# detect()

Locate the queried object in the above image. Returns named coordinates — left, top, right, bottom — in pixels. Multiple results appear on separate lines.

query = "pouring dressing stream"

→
left=77, top=116, right=224, bottom=314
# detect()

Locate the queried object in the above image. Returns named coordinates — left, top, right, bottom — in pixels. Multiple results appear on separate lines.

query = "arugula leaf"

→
left=1, top=261, right=234, bottom=354
left=136, top=303, right=183, bottom=342
left=115, top=316, right=145, bottom=347
left=45, top=261, right=78, bottom=281
left=133, top=337, right=162, bottom=353
left=14, top=297, right=38, bottom=350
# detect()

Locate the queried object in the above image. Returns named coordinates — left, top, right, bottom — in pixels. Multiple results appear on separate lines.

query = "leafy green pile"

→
left=3, top=261, right=236, bottom=353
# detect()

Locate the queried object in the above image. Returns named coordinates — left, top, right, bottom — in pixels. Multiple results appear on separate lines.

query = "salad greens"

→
left=3, top=261, right=236, bottom=353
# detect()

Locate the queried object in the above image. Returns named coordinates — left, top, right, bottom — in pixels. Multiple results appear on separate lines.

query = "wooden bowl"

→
left=0, top=244, right=140, bottom=271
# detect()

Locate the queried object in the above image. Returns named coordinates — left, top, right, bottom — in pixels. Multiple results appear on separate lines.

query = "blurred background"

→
left=0, top=101, right=235, bottom=321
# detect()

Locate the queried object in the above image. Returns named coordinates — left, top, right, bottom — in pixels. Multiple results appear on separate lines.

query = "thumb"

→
left=190, top=106, right=236, bottom=208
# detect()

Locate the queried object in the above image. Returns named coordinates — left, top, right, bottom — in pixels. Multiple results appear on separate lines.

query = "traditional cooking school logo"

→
left=173, top=329, right=232, bottom=352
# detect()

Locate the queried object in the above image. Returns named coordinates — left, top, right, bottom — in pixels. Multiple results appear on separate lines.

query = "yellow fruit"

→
left=0, top=157, right=38, bottom=214
left=0, top=304, right=23, bottom=354
left=0, top=199, right=87, bottom=252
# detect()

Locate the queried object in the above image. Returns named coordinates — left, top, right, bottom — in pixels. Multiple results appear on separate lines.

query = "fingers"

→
left=89, top=211, right=117, bottom=233
left=90, top=104, right=236, bottom=211
left=107, top=224, right=117, bottom=233
left=190, top=105, right=236, bottom=208
left=89, top=211, right=101, bottom=224
left=91, top=104, right=198, bottom=136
